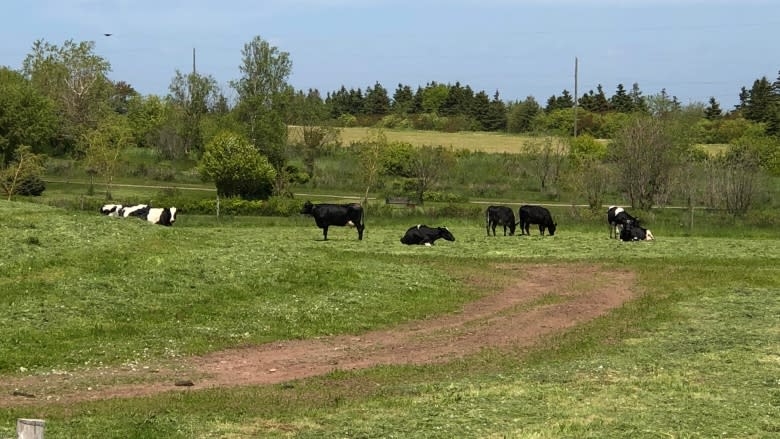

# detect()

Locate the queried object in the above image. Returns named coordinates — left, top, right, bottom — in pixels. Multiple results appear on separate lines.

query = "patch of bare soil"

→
left=0, top=264, right=636, bottom=408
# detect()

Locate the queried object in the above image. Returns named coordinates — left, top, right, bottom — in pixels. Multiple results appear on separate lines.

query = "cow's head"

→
left=301, top=201, right=314, bottom=215
left=169, top=207, right=178, bottom=225
left=438, top=227, right=456, bottom=242
left=548, top=223, right=557, bottom=236
left=100, top=204, right=122, bottom=215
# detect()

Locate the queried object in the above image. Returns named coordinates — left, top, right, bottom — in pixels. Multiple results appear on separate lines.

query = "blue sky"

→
left=1, top=0, right=778, bottom=109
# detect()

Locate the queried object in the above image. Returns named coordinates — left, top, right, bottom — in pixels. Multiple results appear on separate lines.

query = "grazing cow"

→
left=119, top=204, right=150, bottom=219
left=485, top=205, right=516, bottom=236
left=518, top=205, right=557, bottom=236
left=301, top=201, right=365, bottom=240
left=619, top=222, right=655, bottom=241
left=400, top=224, right=455, bottom=246
left=145, top=207, right=178, bottom=226
left=607, top=205, right=638, bottom=239
left=100, top=204, right=123, bottom=217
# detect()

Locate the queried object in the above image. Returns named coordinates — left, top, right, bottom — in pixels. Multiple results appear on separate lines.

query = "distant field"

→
left=695, top=143, right=730, bottom=156
left=289, top=126, right=565, bottom=153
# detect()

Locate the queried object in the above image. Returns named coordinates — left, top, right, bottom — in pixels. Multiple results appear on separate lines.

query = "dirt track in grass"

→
left=0, top=264, right=636, bottom=408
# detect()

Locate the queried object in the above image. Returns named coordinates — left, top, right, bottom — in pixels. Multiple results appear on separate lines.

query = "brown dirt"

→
left=0, top=264, right=636, bottom=408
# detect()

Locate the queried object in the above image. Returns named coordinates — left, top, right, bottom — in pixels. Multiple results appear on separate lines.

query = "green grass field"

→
left=1, top=201, right=778, bottom=438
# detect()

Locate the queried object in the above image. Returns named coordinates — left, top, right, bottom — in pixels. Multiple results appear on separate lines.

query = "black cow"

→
left=607, top=205, right=638, bottom=239
left=400, top=224, right=455, bottom=246
left=518, top=205, right=557, bottom=236
left=301, top=201, right=365, bottom=240
left=485, top=205, right=516, bottom=236
left=620, top=222, right=655, bottom=241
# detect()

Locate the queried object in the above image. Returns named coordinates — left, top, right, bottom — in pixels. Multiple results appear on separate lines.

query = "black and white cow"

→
left=607, top=205, right=638, bottom=239
left=145, top=207, right=178, bottom=226
left=619, top=222, right=655, bottom=241
left=100, top=204, right=123, bottom=217
left=518, top=205, right=557, bottom=236
left=400, top=224, right=455, bottom=246
left=301, top=201, right=365, bottom=240
left=119, top=204, right=150, bottom=219
left=485, top=205, right=516, bottom=236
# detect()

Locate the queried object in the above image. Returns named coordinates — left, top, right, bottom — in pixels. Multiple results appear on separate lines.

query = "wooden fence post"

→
left=17, top=418, right=45, bottom=439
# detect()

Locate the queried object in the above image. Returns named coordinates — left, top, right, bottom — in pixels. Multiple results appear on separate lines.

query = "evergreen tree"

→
left=364, top=82, right=390, bottom=116
left=326, top=86, right=351, bottom=118
left=610, top=83, right=633, bottom=113
left=743, top=77, right=774, bottom=123
left=593, top=84, right=610, bottom=113
left=469, top=90, right=491, bottom=130
left=736, top=86, right=750, bottom=111
left=704, top=97, right=723, bottom=120
left=558, top=90, right=574, bottom=109
left=579, top=90, right=597, bottom=112
left=485, top=90, right=507, bottom=131
left=507, top=96, right=540, bottom=133
left=545, top=94, right=558, bottom=112
left=391, top=83, right=414, bottom=114
left=412, top=86, right=424, bottom=114
left=630, top=83, right=648, bottom=113
left=347, top=87, right=365, bottom=115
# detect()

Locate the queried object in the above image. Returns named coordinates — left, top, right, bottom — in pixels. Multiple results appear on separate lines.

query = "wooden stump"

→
left=17, top=418, right=45, bottom=439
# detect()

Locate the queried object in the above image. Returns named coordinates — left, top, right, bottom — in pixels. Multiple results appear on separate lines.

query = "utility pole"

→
left=192, top=47, right=196, bottom=74
left=573, top=56, right=579, bottom=138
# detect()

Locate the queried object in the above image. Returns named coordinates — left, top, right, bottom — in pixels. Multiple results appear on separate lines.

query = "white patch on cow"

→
left=101, top=204, right=123, bottom=216
left=146, top=208, right=164, bottom=224
left=645, top=230, right=655, bottom=241
left=425, top=242, right=432, bottom=247
left=169, top=207, right=177, bottom=224
left=416, top=224, right=422, bottom=229
left=347, top=220, right=355, bottom=227
left=614, top=207, right=624, bottom=215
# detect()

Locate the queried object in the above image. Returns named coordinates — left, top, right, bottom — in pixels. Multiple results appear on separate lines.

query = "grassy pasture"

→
left=289, top=126, right=564, bottom=153
left=1, top=201, right=778, bottom=437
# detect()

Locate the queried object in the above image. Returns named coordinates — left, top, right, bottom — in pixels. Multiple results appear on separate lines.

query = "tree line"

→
left=1, top=36, right=779, bottom=216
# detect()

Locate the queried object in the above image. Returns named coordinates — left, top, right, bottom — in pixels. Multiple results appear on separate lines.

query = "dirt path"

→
left=1, top=264, right=636, bottom=408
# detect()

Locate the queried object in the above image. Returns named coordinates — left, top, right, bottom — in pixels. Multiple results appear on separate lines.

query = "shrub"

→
left=12, top=174, right=46, bottom=196
left=198, top=131, right=277, bottom=200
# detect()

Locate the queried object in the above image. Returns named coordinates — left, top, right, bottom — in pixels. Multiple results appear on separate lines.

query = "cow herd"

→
left=99, top=199, right=653, bottom=242
left=100, top=203, right=178, bottom=226
left=300, top=201, right=653, bottom=244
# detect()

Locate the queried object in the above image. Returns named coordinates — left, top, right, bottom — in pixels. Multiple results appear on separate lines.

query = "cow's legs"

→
left=357, top=224, right=365, bottom=240
left=322, top=226, right=329, bottom=240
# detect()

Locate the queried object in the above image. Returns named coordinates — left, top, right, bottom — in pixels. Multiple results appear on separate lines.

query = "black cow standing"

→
left=518, top=205, right=557, bottom=236
left=607, top=205, right=638, bottom=239
left=301, top=201, right=365, bottom=240
left=485, top=205, right=516, bottom=236
left=400, top=225, right=455, bottom=246
left=620, top=222, right=655, bottom=241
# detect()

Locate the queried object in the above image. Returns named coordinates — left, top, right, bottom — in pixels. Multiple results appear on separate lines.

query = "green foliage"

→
left=81, top=113, right=133, bottom=197
left=22, top=39, right=112, bottom=150
left=1, top=145, right=46, bottom=199
left=0, top=67, right=59, bottom=163
left=378, top=141, right=415, bottom=176
left=569, top=134, right=606, bottom=163
left=198, top=131, right=277, bottom=200
left=506, top=97, right=541, bottom=133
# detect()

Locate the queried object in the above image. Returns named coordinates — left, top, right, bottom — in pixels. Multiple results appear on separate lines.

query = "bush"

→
left=198, top=132, right=277, bottom=200
left=7, top=174, right=46, bottom=196
left=423, top=191, right=468, bottom=203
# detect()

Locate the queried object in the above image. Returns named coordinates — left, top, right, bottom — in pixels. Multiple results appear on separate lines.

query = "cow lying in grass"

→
left=100, top=204, right=178, bottom=226
left=400, top=225, right=455, bottom=246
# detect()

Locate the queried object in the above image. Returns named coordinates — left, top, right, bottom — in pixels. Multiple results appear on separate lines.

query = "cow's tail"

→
left=485, top=209, right=490, bottom=236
